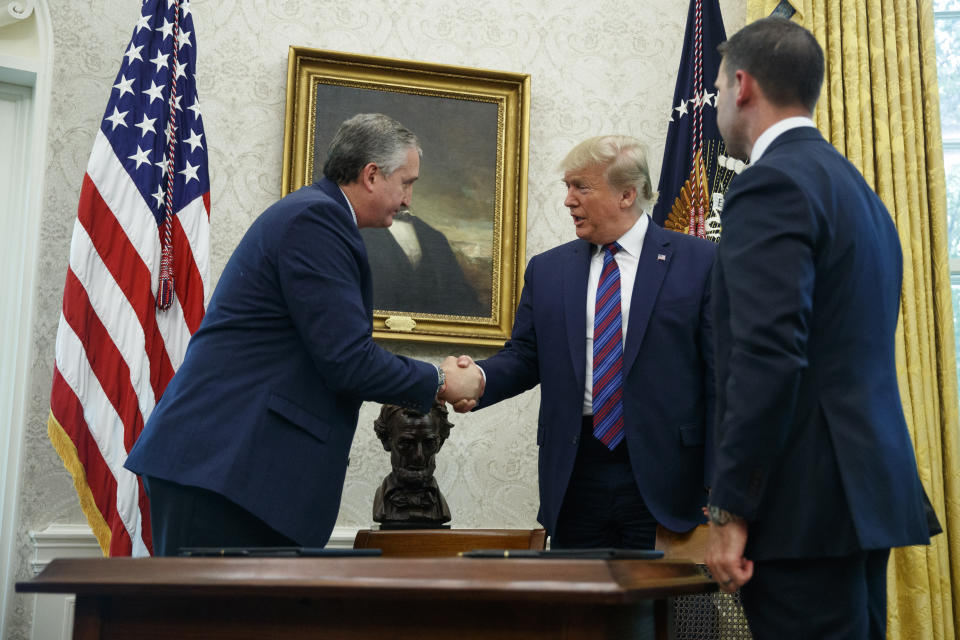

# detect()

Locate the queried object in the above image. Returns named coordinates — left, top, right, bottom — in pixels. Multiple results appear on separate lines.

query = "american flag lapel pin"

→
left=657, top=253, right=667, bottom=262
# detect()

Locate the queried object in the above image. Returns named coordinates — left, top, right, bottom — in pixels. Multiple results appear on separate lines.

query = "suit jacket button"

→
left=572, top=435, right=579, bottom=444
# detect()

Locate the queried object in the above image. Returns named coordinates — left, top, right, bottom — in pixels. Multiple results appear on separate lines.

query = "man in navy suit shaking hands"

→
left=705, top=18, right=932, bottom=639
left=458, top=135, right=716, bottom=550
left=125, top=114, right=484, bottom=556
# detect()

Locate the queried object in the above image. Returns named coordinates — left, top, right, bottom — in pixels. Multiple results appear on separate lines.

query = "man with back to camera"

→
left=456, top=135, right=716, bottom=550
left=704, top=17, right=933, bottom=639
left=124, top=113, right=484, bottom=556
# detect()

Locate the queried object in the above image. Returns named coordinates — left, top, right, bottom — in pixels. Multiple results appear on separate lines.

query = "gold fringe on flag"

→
left=46, top=411, right=111, bottom=556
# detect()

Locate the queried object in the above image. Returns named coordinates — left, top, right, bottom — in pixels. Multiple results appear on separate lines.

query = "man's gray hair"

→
left=322, top=113, right=421, bottom=184
left=560, top=135, right=658, bottom=212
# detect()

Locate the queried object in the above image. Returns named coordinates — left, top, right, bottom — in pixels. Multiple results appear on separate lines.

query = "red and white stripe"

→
left=49, top=130, right=209, bottom=557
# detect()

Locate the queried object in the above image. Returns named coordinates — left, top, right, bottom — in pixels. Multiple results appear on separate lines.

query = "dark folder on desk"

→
left=178, top=546, right=382, bottom=557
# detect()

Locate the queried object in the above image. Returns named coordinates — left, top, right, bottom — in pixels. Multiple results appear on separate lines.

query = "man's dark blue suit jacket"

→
left=478, top=220, right=716, bottom=536
left=711, top=127, right=930, bottom=560
left=125, top=178, right=437, bottom=547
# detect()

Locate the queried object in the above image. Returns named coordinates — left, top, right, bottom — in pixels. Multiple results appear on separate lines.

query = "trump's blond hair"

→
left=561, top=135, right=658, bottom=211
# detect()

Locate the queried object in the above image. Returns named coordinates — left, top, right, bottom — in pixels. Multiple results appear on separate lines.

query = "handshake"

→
left=437, top=355, right=483, bottom=413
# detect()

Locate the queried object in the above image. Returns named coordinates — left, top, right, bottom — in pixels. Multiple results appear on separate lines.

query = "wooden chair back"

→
left=654, top=523, right=710, bottom=563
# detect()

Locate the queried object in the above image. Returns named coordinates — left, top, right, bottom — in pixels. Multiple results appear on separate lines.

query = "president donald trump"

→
left=459, top=135, right=716, bottom=549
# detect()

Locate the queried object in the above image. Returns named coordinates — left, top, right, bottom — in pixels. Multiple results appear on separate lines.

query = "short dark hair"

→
left=718, top=17, right=824, bottom=113
left=322, top=113, right=420, bottom=184
left=373, top=401, right=453, bottom=448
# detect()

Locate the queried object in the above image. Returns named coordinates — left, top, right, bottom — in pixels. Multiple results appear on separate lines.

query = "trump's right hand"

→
left=439, top=355, right=483, bottom=412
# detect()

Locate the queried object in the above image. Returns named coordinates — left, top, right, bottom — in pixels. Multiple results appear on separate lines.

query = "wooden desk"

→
left=18, top=556, right=716, bottom=639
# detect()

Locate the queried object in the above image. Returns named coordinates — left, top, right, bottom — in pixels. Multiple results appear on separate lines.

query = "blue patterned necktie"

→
left=593, top=242, right=625, bottom=450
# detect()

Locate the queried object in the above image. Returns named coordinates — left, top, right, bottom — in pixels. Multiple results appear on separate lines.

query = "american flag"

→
left=46, top=0, right=209, bottom=557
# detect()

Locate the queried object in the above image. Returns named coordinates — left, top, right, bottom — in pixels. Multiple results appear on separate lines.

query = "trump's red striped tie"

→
left=593, top=242, right=625, bottom=450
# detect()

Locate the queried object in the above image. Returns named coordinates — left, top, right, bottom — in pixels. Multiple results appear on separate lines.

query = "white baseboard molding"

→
left=28, top=524, right=101, bottom=640
left=29, top=523, right=102, bottom=575
left=326, top=526, right=363, bottom=549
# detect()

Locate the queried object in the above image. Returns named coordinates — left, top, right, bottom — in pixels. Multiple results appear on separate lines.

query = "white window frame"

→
left=934, top=7, right=960, bottom=411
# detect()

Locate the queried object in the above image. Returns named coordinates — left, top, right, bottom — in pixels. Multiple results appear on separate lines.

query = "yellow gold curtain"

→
left=743, top=1, right=960, bottom=638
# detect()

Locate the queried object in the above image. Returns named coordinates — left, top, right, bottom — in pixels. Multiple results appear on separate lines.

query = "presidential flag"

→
left=652, top=0, right=741, bottom=241
left=47, top=0, right=210, bottom=557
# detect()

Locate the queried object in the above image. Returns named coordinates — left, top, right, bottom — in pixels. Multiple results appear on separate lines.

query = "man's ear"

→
left=359, top=162, right=379, bottom=193
left=620, top=186, right=637, bottom=211
left=734, top=69, right=752, bottom=107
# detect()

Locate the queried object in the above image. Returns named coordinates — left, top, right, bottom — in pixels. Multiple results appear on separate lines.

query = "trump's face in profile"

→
left=563, top=163, right=637, bottom=246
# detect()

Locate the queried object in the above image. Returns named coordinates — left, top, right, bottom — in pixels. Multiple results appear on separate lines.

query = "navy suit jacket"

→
left=711, top=127, right=930, bottom=560
left=125, top=178, right=438, bottom=547
left=477, top=220, right=716, bottom=535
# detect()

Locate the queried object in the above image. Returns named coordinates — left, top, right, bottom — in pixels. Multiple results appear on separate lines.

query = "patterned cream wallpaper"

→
left=8, top=0, right=744, bottom=636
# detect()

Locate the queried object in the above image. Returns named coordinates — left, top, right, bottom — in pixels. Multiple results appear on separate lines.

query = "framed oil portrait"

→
left=282, top=47, right=530, bottom=347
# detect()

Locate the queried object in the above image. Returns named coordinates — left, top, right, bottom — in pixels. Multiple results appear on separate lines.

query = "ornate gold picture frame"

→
left=282, top=47, right=530, bottom=347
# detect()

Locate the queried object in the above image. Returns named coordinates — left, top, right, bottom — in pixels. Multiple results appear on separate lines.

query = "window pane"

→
left=946, top=148, right=960, bottom=260
left=935, top=1, right=960, bottom=11
left=936, top=15, right=960, bottom=140
left=953, top=281, right=960, bottom=385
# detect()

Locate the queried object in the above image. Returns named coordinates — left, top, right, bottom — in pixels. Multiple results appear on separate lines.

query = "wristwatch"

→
left=436, top=365, right=446, bottom=395
left=707, top=504, right=742, bottom=526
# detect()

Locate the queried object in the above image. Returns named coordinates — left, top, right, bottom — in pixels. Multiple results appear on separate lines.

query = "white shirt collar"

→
left=338, top=186, right=358, bottom=227
left=598, top=212, right=648, bottom=257
left=750, top=116, right=816, bottom=164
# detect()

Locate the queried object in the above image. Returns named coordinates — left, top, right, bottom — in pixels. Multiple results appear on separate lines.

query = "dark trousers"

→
left=551, top=418, right=657, bottom=550
left=740, top=548, right=890, bottom=640
left=144, top=475, right=297, bottom=556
